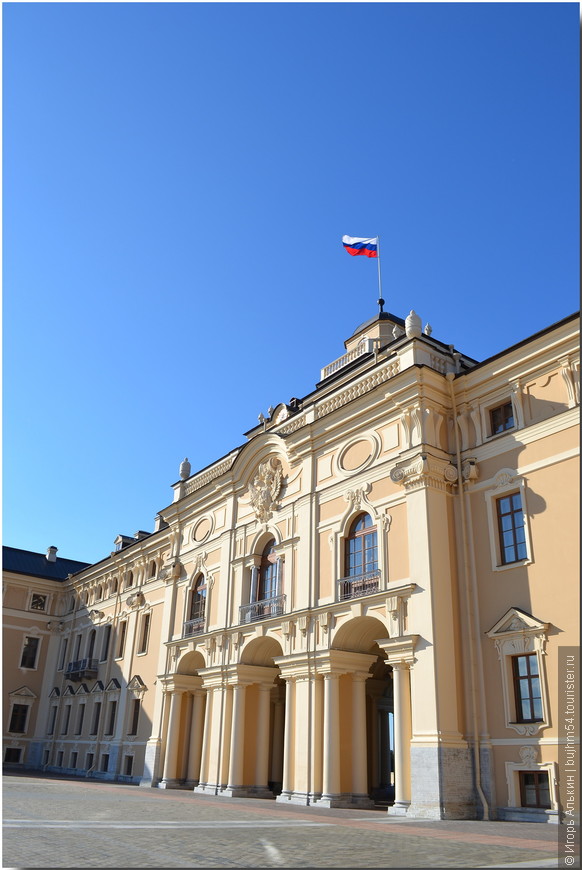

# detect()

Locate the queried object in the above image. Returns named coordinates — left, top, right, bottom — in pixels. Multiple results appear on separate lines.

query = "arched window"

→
left=345, top=513, right=378, bottom=577
left=258, top=539, right=278, bottom=601
left=149, top=561, right=157, bottom=579
left=87, top=630, right=96, bottom=660
left=95, top=585, right=103, bottom=602
left=126, top=571, right=134, bottom=589
left=189, top=575, right=206, bottom=622
left=111, top=578, right=118, bottom=595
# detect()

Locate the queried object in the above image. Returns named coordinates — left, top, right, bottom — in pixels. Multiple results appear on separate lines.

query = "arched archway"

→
left=233, top=635, right=285, bottom=797
left=329, top=615, right=393, bottom=806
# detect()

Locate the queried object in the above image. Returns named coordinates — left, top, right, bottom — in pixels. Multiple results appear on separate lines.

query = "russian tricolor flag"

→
left=342, top=235, right=378, bottom=258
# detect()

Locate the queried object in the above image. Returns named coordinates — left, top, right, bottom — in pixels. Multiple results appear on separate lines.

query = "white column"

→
left=197, top=687, right=214, bottom=785
left=351, top=674, right=368, bottom=796
left=270, top=698, right=284, bottom=785
left=311, top=676, right=323, bottom=798
left=279, top=678, right=294, bottom=797
left=254, top=684, right=272, bottom=789
left=161, top=690, right=184, bottom=783
left=186, top=691, right=206, bottom=783
left=227, top=684, right=246, bottom=789
left=322, top=673, right=340, bottom=798
left=391, top=663, right=412, bottom=813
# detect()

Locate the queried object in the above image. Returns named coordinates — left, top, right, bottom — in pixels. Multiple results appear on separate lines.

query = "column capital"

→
left=376, top=634, right=419, bottom=667
left=390, top=452, right=458, bottom=492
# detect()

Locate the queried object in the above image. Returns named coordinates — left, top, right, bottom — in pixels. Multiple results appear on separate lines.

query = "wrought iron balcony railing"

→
left=337, top=570, right=381, bottom=601
left=183, top=617, right=206, bottom=637
left=65, top=658, right=99, bottom=681
left=239, top=594, right=286, bottom=624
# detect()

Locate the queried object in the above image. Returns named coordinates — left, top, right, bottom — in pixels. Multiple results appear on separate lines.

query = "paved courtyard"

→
left=3, top=772, right=563, bottom=869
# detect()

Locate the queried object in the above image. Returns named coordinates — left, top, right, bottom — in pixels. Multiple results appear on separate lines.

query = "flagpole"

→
left=376, top=235, right=384, bottom=313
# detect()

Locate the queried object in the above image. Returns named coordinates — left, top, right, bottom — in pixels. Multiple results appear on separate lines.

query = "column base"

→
left=313, top=793, right=356, bottom=809
left=194, top=782, right=221, bottom=795
left=218, top=785, right=274, bottom=799
left=388, top=800, right=411, bottom=816
left=276, top=790, right=311, bottom=806
left=158, top=779, right=190, bottom=790
left=183, top=779, right=199, bottom=790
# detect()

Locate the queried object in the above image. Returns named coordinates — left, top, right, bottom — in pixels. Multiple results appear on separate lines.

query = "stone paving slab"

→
left=2, top=773, right=564, bottom=869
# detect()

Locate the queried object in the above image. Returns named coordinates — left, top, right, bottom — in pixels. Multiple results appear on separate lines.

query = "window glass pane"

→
left=516, top=542, right=528, bottom=559
left=511, top=493, right=522, bottom=511
left=516, top=656, right=529, bottom=676
left=498, top=496, right=511, bottom=513
left=533, top=697, right=543, bottom=719
left=538, top=776, right=551, bottom=807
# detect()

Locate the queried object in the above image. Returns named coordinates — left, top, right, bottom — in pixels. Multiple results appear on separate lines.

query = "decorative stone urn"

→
left=405, top=310, right=422, bottom=338
left=179, top=458, right=191, bottom=480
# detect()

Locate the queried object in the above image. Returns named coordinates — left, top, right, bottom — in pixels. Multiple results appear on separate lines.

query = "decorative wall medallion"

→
left=338, top=438, right=375, bottom=473
left=519, top=745, right=538, bottom=765
left=193, top=518, right=212, bottom=543
left=249, top=457, right=283, bottom=523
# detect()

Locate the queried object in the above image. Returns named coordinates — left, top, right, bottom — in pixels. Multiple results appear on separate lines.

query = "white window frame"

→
left=484, top=469, right=533, bottom=572
left=505, top=749, right=558, bottom=812
left=7, top=689, right=35, bottom=735
left=487, top=608, right=550, bottom=736
left=19, top=634, right=42, bottom=670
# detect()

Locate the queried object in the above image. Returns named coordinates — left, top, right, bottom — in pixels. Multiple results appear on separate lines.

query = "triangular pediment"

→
left=9, top=686, right=37, bottom=699
left=49, top=687, right=60, bottom=698
left=63, top=685, right=75, bottom=696
left=75, top=683, right=89, bottom=695
left=105, top=678, right=120, bottom=691
left=127, top=675, right=146, bottom=692
left=91, top=681, right=104, bottom=693
left=487, top=607, right=549, bottom=638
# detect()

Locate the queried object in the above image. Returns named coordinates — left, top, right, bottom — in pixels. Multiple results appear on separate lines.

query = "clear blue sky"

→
left=3, top=2, right=579, bottom=564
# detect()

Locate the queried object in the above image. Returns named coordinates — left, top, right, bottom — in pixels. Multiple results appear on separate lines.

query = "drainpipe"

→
left=446, top=372, right=489, bottom=821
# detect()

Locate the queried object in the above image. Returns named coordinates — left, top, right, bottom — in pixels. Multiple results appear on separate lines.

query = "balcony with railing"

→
left=65, top=658, right=99, bottom=681
left=320, top=339, right=374, bottom=381
left=239, top=594, right=286, bottom=624
left=183, top=617, right=206, bottom=637
left=337, top=570, right=381, bottom=601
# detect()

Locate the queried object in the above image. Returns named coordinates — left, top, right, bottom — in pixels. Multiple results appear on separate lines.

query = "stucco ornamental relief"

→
left=248, top=457, right=283, bottom=523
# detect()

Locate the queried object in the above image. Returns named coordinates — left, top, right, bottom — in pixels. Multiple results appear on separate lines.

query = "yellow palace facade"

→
left=3, top=307, right=579, bottom=822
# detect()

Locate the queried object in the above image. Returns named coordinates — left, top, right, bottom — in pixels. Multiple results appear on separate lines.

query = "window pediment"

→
left=9, top=686, right=37, bottom=699
left=487, top=607, right=549, bottom=639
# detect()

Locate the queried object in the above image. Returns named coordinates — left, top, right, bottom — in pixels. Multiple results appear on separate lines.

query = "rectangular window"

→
left=61, top=705, right=71, bottom=735
left=497, top=493, right=527, bottom=564
left=9, top=704, right=29, bottom=733
left=124, top=755, right=134, bottom=776
left=519, top=771, right=551, bottom=808
left=100, top=625, right=112, bottom=662
left=70, top=751, right=78, bottom=769
left=128, top=698, right=141, bottom=735
left=105, top=700, right=117, bottom=735
left=116, top=621, right=127, bottom=658
left=490, top=401, right=515, bottom=435
left=513, top=654, right=543, bottom=722
left=30, top=593, right=47, bottom=611
left=73, top=634, right=82, bottom=660
left=86, top=752, right=94, bottom=770
left=91, top=701, right=102, bottom=735
left=58, top=638, right=68, bottom=671
left=75, top=704, right=85, bottom=735
left=138, top=614, right=151, bottom=654
left=5, top=748, right=22, bottom=763
left=20, top=636, right=40, bottom=669
left=42, top=750, right=49, bottom=766
left=100, top=753, right=110, bottom=773
left=47, top=705, right=57, bottom=735
left=56, top=751, right=64, bottom=767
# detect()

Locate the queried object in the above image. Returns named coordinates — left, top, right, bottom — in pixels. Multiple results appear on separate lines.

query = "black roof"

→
left=2, top=547, right=90, bottom=582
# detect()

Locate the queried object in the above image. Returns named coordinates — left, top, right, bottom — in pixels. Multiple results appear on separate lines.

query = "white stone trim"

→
left=483, top=469, right=533, bottom=572
left=487, top=608, right=550, bottom=736
left=505, top=753, right=558, bottom=811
